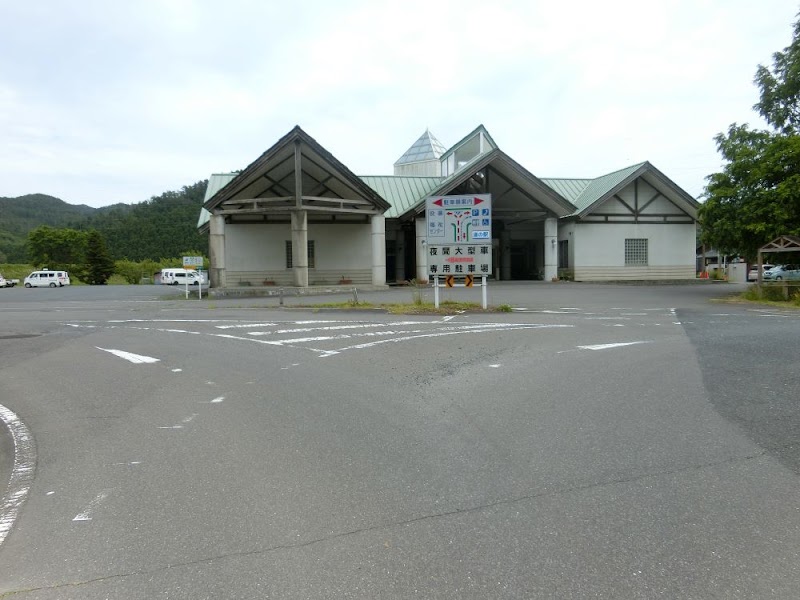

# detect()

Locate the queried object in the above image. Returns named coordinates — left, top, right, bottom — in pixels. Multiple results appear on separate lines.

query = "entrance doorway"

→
left=510, top=240, right=538, bottom=280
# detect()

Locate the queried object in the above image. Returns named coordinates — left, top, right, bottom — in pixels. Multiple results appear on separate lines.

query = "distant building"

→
left=198, top=125, right=699, bottom=287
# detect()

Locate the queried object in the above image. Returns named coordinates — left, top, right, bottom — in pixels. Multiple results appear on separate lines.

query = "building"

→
left=198, top=125, right=699, bottom=287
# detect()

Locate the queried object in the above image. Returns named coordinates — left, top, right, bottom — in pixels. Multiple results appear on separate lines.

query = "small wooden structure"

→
left=756, top=234, right=800, bottom=296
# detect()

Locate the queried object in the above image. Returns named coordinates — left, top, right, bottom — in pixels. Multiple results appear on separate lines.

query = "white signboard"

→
left=425, top=194, right=492, bottom=277
left=183, top=256, right=203, bottom=269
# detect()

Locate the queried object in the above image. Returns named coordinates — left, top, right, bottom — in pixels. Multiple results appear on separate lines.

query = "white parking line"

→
left=0, top=404, right=36, bottom=547
left=316, top=324, right=573, bottom=357
left=74, top=320, right=577, bottom=359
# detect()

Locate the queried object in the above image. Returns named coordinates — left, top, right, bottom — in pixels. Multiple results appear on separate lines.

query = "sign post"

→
left=425, top=195, right=492, bottom=309
left=182, top=256, right=204, bottom=300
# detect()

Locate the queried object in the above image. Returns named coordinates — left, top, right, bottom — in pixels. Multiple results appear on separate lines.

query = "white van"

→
left=24, top=269, right=71, bottom=288
left=160, top=268, right=207, bottom=286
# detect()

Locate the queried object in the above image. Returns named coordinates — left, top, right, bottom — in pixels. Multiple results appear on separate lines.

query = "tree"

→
left=26, top=226, right=87, bottom=267
left=84, top=230, right=115, bottom=285
left=700, top=16, right=800, bottom=259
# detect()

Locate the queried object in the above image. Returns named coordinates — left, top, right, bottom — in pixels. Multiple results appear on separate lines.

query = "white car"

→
left=24, top=270, right=71, bottom=287
left=747, top=264, right=774, bottom=282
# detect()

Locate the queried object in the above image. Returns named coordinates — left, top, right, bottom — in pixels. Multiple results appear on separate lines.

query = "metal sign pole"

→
left=434, top=276, right=440, bottom=309
left=481, top=276, right=487, bottom=309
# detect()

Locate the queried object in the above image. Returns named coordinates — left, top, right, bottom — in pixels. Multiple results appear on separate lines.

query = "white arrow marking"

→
left=96, top=348, right=160, bottom=364
left=578, top=341, right=651, bottom=351
left=73, top=490, right=110, bottom=522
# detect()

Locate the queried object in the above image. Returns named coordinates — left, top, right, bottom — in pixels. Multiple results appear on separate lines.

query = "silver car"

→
left=762, top=264, right=800, bottom=281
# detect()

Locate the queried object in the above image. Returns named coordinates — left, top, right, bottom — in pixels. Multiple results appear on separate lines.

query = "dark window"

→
left=558, top=240, right=569, bottom=269
left=286, top=241, right=315, bottom=269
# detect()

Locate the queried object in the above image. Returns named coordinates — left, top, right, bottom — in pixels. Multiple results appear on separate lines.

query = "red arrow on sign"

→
left=432, top=197, right=484, bottom=207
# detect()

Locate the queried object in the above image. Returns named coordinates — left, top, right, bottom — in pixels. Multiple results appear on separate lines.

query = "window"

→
left=285, top=241, right=315, bottom=269
left=558, top=240, right=569, bottom=269
left=625, top=238, right=648, bottom=266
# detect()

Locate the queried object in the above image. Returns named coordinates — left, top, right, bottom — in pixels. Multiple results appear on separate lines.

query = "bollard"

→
left=352, top=287, right=358, bottom=304
left=279, top=287, right=284, bottom=306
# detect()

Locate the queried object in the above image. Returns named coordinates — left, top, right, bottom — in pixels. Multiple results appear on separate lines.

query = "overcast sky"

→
left=1, top=0, right=797, bottom=208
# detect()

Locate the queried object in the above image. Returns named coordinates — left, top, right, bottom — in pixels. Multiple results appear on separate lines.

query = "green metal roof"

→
left=539, top=178, right=592, bottom=203
left=360, top=175, right=443, bottom=218
left=197, top=172, right=239, bottom=228
left=543, top=162, right=647, bottom=216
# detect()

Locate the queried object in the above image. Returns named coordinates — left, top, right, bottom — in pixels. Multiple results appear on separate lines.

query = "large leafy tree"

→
left=26, top=226, right=87, bottom=267
left=700, top=16, right=800, bottom=259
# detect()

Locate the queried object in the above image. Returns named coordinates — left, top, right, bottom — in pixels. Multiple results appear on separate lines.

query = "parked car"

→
left=747, top=264, right=774, bottom=281
left=0, top=273, right=20, bottom=287
left=24, top=269, right=71, bottom=287
left=763, top=264, right=800, bottom=281
left=160, top=268, right=207, bottom=286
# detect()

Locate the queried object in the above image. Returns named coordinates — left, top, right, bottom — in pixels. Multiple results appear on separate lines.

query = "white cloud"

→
left=0, top=0, right=797, bottom=206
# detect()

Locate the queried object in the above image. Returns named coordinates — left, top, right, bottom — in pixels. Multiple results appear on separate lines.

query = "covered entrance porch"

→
left=394, top=149, right=574, bottom=282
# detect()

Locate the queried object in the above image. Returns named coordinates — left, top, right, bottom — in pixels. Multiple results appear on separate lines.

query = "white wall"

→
left=313, top=224, right=372, bottom=272
left=573, top=222, right=697, bottom=280
left=224, top=222, right=373, bottom=285
left=226, top=224, right=286, bottom=271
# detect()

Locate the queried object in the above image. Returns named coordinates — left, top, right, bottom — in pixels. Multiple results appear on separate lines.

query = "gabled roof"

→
left=555, top=162, right=646, bottom=215
left=543, top=161, right=700, bottom=218
left=403, top=148, right=576, bottom=219
left=760, top=235, right=800, bottom=253
left=203, top=125, right=391, bottom=214
left=394, top=130, right=446, bottom=166
left=441, top=124, right=497, bottom=161
left=360, top=176, right=443, bottom=219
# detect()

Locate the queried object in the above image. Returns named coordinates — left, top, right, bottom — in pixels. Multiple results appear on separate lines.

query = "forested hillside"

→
left=0, top=181, right=208, bottom=262
left=0, top=194, right=100, bottom=261
left=77, top=181, right=209, bottom=261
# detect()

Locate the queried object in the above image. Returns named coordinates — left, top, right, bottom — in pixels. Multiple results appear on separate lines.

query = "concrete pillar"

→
left=371, top=215, right=386, bottom=286
left=209, top=214, right=226, bottom=288
left=500, top=231, right=511, bottom=281
left=415, top=218, right=428, bottom=282
left=291, top=210, right=308, bottom=287
left=544, top=217, right=558, bottom=282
